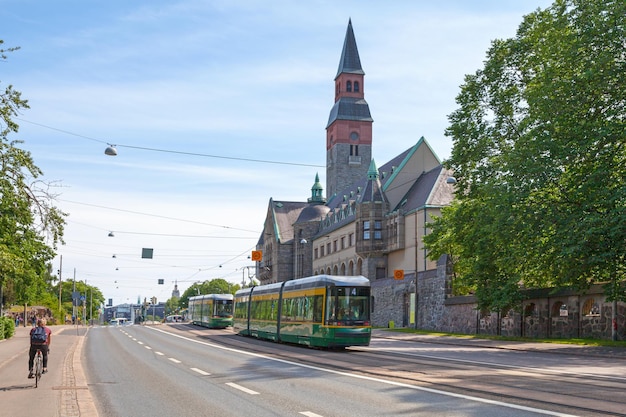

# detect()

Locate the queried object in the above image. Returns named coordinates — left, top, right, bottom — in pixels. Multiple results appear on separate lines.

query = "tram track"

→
left=169, top=324, right=626, bottom=416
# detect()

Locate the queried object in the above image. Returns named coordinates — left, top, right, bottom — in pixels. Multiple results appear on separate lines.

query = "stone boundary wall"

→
left=428, top=258, right=625, bottom=340
left=371, top=255, right=625, bottom=340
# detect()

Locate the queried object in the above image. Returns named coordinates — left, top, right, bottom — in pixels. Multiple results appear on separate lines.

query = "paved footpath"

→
left=0, top=324, right=98, bottom=417
left=373, top=329, right=626, bottom=359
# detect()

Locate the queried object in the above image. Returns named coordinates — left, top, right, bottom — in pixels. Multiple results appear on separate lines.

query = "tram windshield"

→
left=215, top=300, right=233, bottom=317
left=326, top=286, right=370, bottom=325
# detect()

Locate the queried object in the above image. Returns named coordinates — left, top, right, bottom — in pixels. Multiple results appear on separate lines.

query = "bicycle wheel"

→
left=34, top=351, right=43, bottom=388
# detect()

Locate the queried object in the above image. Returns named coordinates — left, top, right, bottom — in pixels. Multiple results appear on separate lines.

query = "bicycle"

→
left=33, top=349, right=43, bottom=388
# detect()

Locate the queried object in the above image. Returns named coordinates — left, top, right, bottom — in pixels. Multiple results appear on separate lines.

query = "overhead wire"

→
left=17, top=117, right=324, bottom=168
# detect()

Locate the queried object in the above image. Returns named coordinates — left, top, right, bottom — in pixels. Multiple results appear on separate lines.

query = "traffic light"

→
left=151, top=296, right=157, bottom=304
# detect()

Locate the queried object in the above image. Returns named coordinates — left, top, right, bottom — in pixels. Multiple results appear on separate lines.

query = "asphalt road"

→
left=82, top=324, right=626, bottom=417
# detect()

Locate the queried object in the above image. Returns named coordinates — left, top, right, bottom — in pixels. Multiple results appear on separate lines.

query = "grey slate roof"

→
left=260, top=200, right=308, bottom=245
left=335, top=19, right=364, bottom=79
left=296, top=204, right=330, bottom=223
left=392, top=166, right=444, bottom=213
left=326, top=97, right=373, bottom=128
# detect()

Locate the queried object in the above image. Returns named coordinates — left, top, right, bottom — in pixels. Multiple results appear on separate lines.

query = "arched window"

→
left=582, top=298, right=600, bottom=316
left=346, top=80, right=352, bottom=92
left=354, top=81, right=359, bottom=92
left=524, top=303, right=536, bottom=318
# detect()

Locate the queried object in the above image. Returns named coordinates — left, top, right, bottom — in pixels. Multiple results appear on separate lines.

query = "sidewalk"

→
left=373, top=329, right=626, bottom=359
left=0, top=324, right=98, bottom=417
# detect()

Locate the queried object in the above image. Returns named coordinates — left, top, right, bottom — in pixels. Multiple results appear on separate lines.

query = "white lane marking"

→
left=300, top=412, right=323, bottom=417
left=155, top=351, right=164, bottom=356
left=137, top=341, right=144, bottom=345
left=146, top=326, right=578, bottom=417
left=190, top=367, right=210, bottom=376
left=226, top=382, right=259, bottom=395
left=144, top=346, right=152, bottom=350
left=168, top=357, right=181, bottom=363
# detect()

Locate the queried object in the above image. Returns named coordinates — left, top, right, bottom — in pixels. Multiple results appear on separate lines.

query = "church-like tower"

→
left=326, top=19, right=373, bottom=200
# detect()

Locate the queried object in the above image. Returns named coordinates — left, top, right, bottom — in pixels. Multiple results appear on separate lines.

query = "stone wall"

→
left=371, top=277, right=410, bottom=328
left=371, top=254, right=626, bottom=340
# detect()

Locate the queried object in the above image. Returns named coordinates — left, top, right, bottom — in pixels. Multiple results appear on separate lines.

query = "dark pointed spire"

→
left=335, top=18, right=364, bottom=79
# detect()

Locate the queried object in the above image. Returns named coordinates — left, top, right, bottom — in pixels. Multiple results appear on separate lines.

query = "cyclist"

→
left=28, top=318, right=52, bottom=378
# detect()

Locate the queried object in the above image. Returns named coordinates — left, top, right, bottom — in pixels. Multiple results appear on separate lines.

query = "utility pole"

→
left=72, top=268, right=76, bottom=324
left=58, top=255, right=63, bottom=322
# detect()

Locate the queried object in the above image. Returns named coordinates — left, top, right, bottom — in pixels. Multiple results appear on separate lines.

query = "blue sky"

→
left=2, top=0, right=553, bottom=306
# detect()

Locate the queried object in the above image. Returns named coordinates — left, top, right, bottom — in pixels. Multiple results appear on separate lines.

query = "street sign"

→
left=251, top=250, right=262, bottom=261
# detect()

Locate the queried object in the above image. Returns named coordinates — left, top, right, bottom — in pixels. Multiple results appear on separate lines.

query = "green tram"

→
left=188, top=293, right=234, bottom=329
left=234, top=275, right=371, bottom=348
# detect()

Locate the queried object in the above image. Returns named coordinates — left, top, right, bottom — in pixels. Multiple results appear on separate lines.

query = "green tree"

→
left=164, top=296, right=180, bottom=316
left=426, top=0, right=625, bottom=313
left=178, top=278, right=239, bottom=309
left=0, top=40, right=66, bottom=308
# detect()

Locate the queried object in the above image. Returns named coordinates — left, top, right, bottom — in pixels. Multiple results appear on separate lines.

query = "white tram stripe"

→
left=168, top=357, right=181, bottom=363
left=225, top=382, right=259, bottom=395
left=190, top=367, right=210, bottom=376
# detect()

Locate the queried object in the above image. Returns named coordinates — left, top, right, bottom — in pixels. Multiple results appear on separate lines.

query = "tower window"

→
left=346, top=80, right=352, bottom=92
left=350, top=145, right=359, bottom=156
left=354, top=81, right=359, bottom=92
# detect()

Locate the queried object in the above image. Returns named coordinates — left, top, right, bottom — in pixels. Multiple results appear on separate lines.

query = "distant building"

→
left=104, top=302, right=165, bottom=323
left=171, top=282, right=180, bottom=299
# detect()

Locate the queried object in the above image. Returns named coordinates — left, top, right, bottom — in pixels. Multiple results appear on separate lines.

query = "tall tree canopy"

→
left=1, top=40, right=66, bottom=306
left=424, top=0, right=625, bottom=312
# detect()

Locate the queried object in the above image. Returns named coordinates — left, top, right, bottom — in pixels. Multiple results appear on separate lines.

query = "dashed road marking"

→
left=168, top=357, right=181, bottom=364
left=300, top=413, right=323, bottom=417
left=144, top=346, right=152, bottom=350
left=155, top=351, right=164, bottom=356
left=137, top=341, right=144, bottom=345
left=190, top=367, right=210, bottom=376
left=226, top=382, right=259, bottom=395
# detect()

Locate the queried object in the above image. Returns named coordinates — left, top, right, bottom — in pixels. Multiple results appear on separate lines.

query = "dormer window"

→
left=354, top=81, right=359, bottom=92
left=346, top=80, right=352, bottom=92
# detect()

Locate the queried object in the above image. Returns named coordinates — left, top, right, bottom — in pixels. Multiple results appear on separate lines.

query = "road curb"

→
left=74, top=329, right=99, bottom=417
left=59, top=328, right=99, bottom=417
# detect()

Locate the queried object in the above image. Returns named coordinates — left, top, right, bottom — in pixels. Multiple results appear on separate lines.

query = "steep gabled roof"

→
left=266, top=199, right=308, bottom=244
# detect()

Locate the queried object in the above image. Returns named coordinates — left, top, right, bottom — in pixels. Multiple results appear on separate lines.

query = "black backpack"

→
left=31, top=326, right=47, bottom=344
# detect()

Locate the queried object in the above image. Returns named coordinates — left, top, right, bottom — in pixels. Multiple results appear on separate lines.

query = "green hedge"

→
left=0, top=316, right=16, bottom=340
